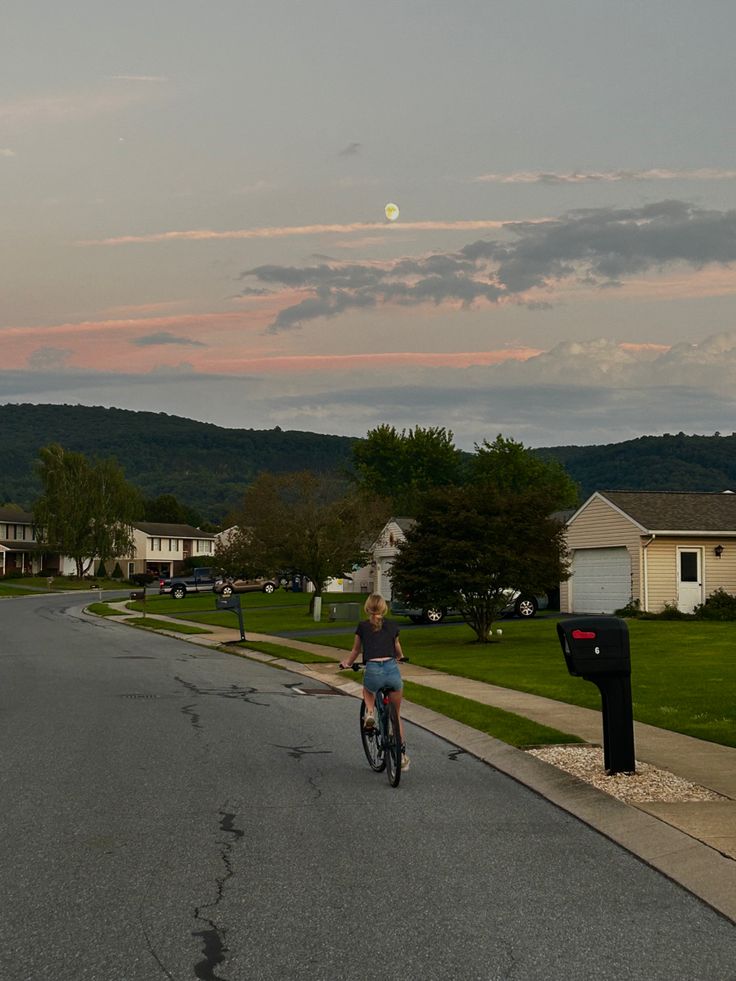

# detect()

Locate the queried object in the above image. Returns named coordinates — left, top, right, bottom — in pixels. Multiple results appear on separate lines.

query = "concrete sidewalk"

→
left=102, top=605, right=736, bottom=924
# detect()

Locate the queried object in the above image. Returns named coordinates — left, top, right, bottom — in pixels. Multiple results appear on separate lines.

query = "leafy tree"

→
left=143, top=493, right=203, bottom=527
left=390, top=482, right=569, bottom=644
left=228, top=471, right=387, bottom=610
left=352, top=424, right=465, bottom=514
left=34, top=444, right=143, bottom=578
left=471, top=435, right=579, bottom=510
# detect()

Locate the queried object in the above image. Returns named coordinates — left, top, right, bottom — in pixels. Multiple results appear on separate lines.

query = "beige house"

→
left=561, top=491, right=736, bottom=614
left=122, top=522, right=216, bottom=578
left=371, top=517, right=415, bottom=599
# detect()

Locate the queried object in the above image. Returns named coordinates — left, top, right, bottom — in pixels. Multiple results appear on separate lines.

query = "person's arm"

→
left=394, top=635, right=405, bottom=661
left=339, top=634, right=362, bottom=670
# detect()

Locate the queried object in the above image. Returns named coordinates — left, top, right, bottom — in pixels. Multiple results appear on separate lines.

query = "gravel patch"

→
left=527, top=745, right=724, bottom=804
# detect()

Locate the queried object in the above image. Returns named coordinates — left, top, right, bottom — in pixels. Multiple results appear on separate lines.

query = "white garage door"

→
left=571, top=547, right=632, bottom=613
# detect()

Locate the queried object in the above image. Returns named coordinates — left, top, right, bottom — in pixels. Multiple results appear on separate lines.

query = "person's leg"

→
left=389, top=689, right=404, bottom=742
left=363, top=686, right=376, bottom=714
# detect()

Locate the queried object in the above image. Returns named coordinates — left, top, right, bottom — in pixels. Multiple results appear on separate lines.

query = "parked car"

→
left=213, top=575, right=278, bottom=597
left=159, top=566, right=216, bottom=599
left=390, top=589, right=547, bottom=624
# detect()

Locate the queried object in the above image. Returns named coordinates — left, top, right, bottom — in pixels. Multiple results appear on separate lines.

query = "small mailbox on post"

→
left=557, top=616, right=636, bottom=775
left=216, top=594, right=246, bottom=641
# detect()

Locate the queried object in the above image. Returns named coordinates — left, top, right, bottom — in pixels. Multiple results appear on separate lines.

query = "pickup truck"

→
left=159, top=567, right=217, bottom=599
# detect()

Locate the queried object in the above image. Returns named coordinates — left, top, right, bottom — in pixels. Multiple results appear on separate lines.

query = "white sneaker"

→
left=401, top=753, right=410, bottom=771
left=363, top=711, right=376, bottom=730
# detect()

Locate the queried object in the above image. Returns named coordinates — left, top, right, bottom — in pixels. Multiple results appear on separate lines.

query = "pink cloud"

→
left=198, top=348, right=544, bottom=375
left=77, top=218, right=545, bottom=247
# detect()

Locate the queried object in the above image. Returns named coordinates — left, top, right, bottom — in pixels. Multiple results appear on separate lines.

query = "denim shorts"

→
left=363, top=659, right=403, bottom=693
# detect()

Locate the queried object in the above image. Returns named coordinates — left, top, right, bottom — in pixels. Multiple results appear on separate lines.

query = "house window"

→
left=680, top=551, right=699, bottom=583
left=148, top=538, right=154, bottom=550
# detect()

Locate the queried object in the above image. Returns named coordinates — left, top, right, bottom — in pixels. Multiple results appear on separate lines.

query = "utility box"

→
left=557, top=616, right=636, bottom=775
left=328, top=602, right=361, bottom=622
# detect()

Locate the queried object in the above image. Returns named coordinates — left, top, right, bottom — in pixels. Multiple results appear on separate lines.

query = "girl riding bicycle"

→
left=339, top=593, right=409, bottom=771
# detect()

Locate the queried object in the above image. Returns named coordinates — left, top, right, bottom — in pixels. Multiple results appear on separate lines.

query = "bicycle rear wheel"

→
left=385, top=701, right=402, bottom=787
left=360, top=700, right=385, bottom=772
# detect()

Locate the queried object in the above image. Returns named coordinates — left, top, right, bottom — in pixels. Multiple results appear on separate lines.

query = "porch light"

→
left=714, top=544, right=725, bottom=558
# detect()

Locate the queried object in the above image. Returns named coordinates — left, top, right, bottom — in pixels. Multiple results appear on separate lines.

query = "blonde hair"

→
left=364, top=593, right=387, bottom=632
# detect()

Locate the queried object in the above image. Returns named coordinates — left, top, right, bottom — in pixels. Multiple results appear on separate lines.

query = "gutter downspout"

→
left=642, top=534, right=656, bottom=612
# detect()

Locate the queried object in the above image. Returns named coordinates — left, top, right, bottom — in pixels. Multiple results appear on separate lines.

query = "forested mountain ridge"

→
left=0, top=403, right=357, bottom=521
left=537, top=432, right=736, bottom=500
left=2, top=403, right=735, bottom=521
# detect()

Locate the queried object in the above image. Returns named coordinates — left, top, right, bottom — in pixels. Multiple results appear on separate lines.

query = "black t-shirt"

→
left=355, top=619, right=400, bottom=662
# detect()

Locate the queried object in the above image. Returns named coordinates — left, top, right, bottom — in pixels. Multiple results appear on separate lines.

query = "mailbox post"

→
left=557, top=617, right=636, bottom=775
left=216, top=594, right=246, bottom=641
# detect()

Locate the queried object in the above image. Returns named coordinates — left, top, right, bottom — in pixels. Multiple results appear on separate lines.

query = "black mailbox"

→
left=216, top=595, right=240, bottom=611
left=215, top=594, right=245, bottom=640
left=557, top=617, right=630, bottom=677
left=557, top=616, right=635, bottom=775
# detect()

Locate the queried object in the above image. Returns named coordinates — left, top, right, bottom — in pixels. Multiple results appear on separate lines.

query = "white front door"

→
left=677, top=548, right=703, bottom=613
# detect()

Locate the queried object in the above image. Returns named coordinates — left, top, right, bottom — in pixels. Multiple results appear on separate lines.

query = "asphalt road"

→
left=2, top=594, right=735, bottom=981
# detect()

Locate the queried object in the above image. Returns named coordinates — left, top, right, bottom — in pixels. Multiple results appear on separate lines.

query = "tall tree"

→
left=144, top=493, right=203, bottom=527
left=352, top=424, right=465, bottom=514
left=34, top=444, right=142, bottom=577
left=471, top=435, right=579, bottom=510
left=390, top=437, right=574, bottom=643
left=229, top=471, right=387, bottom=609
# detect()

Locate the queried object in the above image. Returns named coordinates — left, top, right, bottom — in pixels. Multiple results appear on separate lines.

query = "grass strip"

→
left=400, top=680, right=584, bottom=748
left=238, top=641, right=337, bottom=664
left=87, top=602, right=128, bottom=616
left=125, top=617, right=212, bottom=634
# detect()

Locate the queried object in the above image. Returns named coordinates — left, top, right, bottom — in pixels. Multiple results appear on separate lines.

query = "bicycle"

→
left=350, top=662, right=406, bottom=788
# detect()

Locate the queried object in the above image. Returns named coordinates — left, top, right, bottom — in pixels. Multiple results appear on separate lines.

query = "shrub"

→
left=97, top=560, right=108, bottom=578
left=694, top=588, right=736, bottom=621
left=658, top=601, right=691, bottom=620
left=111, top=562, right=123, bottom=579
left=614, top=598, right=642, bottom=618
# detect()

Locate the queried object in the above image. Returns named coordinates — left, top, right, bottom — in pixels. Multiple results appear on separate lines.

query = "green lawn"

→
left=0, top=583, right=39, bottom=596
left=86, top=602, right=129, bottom=616
left=127, top=589, right=365, bottom=633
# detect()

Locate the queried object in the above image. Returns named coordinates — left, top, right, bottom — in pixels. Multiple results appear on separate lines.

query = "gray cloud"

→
left=26, top=347, right=73, bottom=370
left=131, top=332, right=206, bottom=347
left=338, top=142, right=361, bottom=156
left=475, top=168, right=736, bottom=184
left=242, top=201, right=736, bottom=331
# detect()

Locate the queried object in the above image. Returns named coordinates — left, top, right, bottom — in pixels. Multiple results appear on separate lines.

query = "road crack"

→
left=192, top=807, right=244, bottom=981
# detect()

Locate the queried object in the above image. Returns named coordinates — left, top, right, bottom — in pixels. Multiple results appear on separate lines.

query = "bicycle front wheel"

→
left=385, top=702, right=402, bottom=788
left=360, top=701, right=385, bottom=772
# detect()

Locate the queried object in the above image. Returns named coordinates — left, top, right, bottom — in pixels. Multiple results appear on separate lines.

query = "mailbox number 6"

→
left=594, top=646, right=601, bottom=654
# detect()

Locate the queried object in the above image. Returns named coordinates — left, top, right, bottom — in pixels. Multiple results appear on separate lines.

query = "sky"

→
left=3, top=0, right=736, bottom=450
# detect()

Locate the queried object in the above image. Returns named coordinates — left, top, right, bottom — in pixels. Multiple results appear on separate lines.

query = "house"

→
left=122, top=523, right=217, bottom=579
left=561, top=491, right=736, bottom=614
left=371, top=517, right=415, bottom=599
left=0, top=507, right=79, bottom=576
